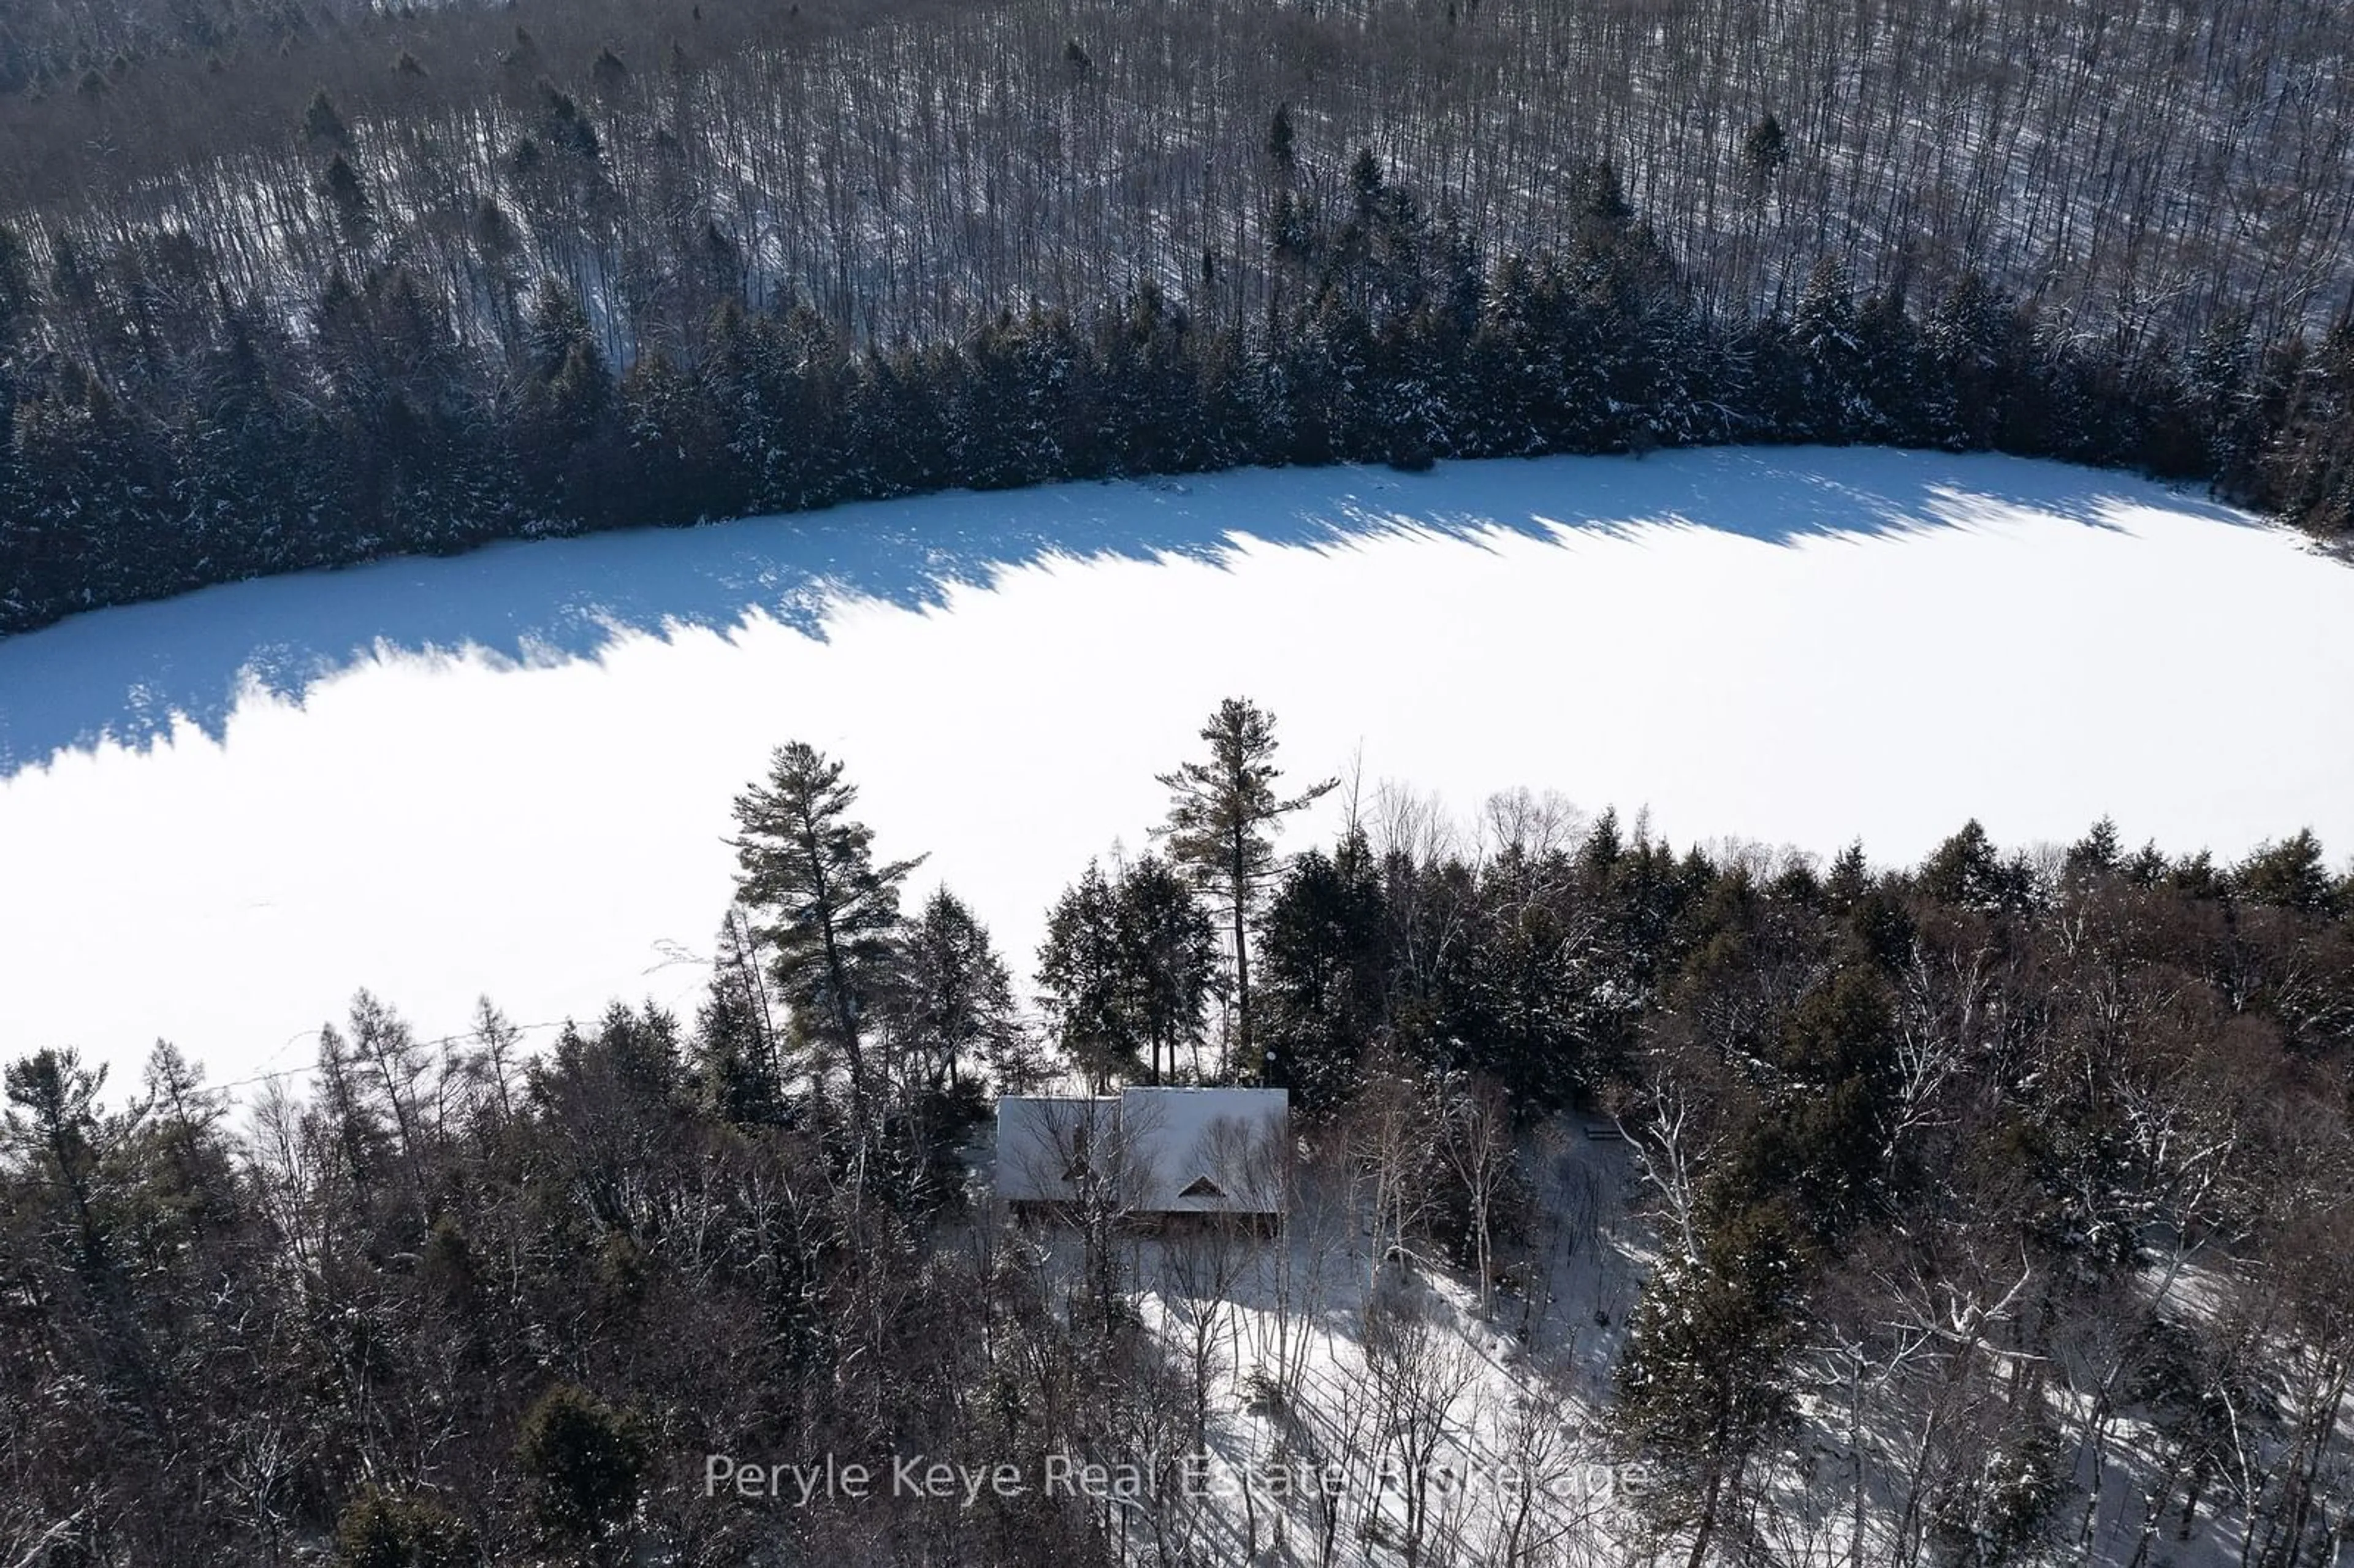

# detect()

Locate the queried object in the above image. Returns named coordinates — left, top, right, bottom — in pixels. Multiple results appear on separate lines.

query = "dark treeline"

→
left=4, top=148, right=2352, bottom=636
left=6, top=0, right=2354, bottom=637
left=6, top=699, right=2352, bottom=1564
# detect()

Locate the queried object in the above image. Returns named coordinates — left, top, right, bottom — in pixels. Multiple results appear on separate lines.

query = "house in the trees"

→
left=996, top=1086, right=1289, bottom=1224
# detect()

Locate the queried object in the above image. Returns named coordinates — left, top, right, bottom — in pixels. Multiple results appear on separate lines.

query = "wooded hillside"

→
left=2, top=0, right=2350, bottom=637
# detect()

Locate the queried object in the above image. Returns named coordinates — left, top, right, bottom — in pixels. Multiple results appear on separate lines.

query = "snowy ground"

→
left=1013, top=1122, right=2314, bottom=1568
left=1005, top=1120, right=1653, bottom=1568
left=2, top=449, right=2350, bottom=1097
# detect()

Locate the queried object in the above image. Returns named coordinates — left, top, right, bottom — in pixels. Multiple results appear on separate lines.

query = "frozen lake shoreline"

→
left=3, top=447, right=2349, bottom=1095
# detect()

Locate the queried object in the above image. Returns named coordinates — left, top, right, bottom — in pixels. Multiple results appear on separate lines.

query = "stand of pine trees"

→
left=3, top=155, right=2350, bottom=637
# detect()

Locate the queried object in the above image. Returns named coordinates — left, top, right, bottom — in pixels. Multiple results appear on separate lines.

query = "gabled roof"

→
left=994, top=1086, right=1290, bottom=1213
left=1118, top=1086, right=1289, bottom=1213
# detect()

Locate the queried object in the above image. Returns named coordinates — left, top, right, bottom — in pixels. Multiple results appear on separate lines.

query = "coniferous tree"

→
left=1157, top=698, right=1336, bottom=1079
left=302, top=87, right=351, bottom=148
left=1617, top=1197, right=1807, bottom=1568
left=2233, top=829, right=2337, bottom=915
left=1259, top=828, right=1388, bottom=1114
left=1919, top=819, right=2032, bottom=913
left=1037, top=859, right=1138, bottom=1092
left=321, top=151, right=370, bottom=235
left=135, top=1040, right=235, bottom=1235
left=514, top=1383, right=648, bottom=1553
left=2260, top=318, right=2354, bottom=536
left=2064, top=816, right=2125, bottom=881
left=1452, top=840, right=1594, bottom=1108
left=512, top=281, right=622, bottom=530
left=1789, top=257, right=1862, bottom=440
left=730, top=742, right=924, bottom=1134
left=884, top=886, right=1022, bottom=1097
left=1740, top=112, right=1788, bottom=185
left=1265, top=103, right=1296, bottom=177
left=1113, top=853, right=1216, bottom=1085
left=1853, top=284, right=1925, bottom=441
left=333, top=1488, right=475, bottom=1568
left=1924, top=272, right=2023, bottom=449
left=1, top=1048, right=116, bottom=1276
left=617, top=348, right=727, bottom=527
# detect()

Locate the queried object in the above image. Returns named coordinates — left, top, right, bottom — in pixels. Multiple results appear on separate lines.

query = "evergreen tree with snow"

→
left=1617, top=1195, right=1807, bottom=1568
left=885, top=887, right=1023, bottom=1096
left=1113, top=854, right=1216, bottom=1086
left=1037, top=859, right=1141, bottom=1092
left=1789, top=257, right=1863, bottom=440
left=730, top=742, right=924, bottom=1134
left=1156, top=698, right=1336, bottom=1079
left=1259, top=828, right=1389, bottom=1114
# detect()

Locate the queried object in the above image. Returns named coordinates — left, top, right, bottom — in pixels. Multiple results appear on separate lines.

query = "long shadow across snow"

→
left=0, top=447, right=2249, bottom=775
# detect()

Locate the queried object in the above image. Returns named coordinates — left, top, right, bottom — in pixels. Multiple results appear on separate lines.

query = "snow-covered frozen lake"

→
left=3, top=449, right=2350, bottom=1097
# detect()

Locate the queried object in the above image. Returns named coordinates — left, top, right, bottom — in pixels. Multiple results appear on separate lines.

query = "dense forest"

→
left=6, top=699, right=2350, bottom=1566
left=3, top=0, right=2354, bottom=636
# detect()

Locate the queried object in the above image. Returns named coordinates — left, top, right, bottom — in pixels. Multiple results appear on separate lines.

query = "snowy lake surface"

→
left=2, top=448, right=2350, bottom=1098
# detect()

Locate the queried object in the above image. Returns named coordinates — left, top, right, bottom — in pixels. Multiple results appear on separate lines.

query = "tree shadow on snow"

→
left=0, top=447, right=2255, bottom=775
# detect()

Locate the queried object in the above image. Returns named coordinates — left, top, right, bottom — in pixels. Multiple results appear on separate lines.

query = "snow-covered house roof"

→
left=1119, top=1087, right=1289, bottom=1214
left=994, top=1095, right=1120, bottom=1204
left=994, top=1086, right=1289, bottom=1215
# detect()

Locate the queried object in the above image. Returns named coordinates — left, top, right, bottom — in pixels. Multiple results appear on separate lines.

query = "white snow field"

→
left=2, top=447, right=2350, bottom=1096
